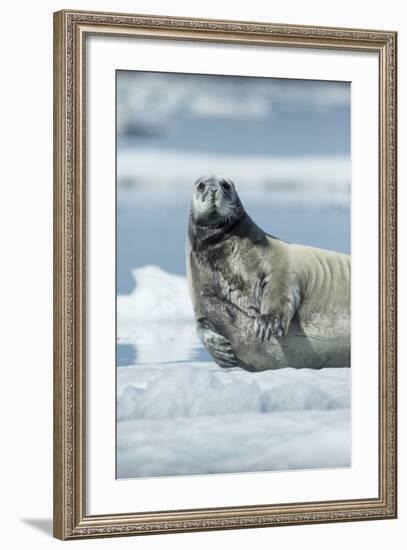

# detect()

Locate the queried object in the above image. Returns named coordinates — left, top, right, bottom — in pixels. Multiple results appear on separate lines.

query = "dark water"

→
left=118, top=72, right=350, bottom=157
left=119, top=105, right=351, bottom=157
left=117, top=342, right=211, bottom=367
left=117, top=344, right=138, bottom=367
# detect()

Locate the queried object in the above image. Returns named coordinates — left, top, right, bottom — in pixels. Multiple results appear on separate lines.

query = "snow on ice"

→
left=117, top=266, right=351, bottom=478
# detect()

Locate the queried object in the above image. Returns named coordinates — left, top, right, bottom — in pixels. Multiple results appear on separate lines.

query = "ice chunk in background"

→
left=117, top=266, right=199, bottom=363
left=117, top=265, right=193, bottom=324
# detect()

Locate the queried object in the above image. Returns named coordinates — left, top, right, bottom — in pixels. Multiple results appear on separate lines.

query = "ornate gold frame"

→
left=53, top=9, right=397, bottom=540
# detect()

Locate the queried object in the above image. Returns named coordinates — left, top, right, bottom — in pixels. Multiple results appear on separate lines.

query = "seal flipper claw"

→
left=196, top=318, right=241, bottom=369
left=255, top=312, right=290, bottom=341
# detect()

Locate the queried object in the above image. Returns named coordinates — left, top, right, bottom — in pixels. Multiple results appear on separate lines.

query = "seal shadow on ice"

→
left=186, top=175, right=351, bottom=372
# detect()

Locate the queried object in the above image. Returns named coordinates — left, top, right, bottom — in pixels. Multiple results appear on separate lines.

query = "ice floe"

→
left=116, top=267, right=351, bottom=478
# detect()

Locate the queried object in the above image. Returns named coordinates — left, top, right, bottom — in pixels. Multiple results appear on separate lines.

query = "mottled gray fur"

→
left=186, top=175, right=350, bottom=371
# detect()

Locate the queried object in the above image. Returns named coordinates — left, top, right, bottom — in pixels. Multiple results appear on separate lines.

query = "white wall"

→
left=0, top=0, right=404, bottom=548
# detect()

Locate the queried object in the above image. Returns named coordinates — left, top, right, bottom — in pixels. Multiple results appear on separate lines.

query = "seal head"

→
left=189, top=175, right=247, bottom=250
left=191, top=175, right=245, bottom=227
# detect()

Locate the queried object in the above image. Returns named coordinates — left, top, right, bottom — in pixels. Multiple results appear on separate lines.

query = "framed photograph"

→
left=53, top=9, right=397, bottom=540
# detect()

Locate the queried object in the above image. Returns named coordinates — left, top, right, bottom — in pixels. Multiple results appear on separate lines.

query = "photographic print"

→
left=116, top=71, right=351, bottom=479
left=54, top=10, right=397, bottom=539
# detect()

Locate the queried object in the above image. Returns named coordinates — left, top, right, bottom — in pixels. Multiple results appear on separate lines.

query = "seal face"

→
left=186, top=175, right=351, bottom=372
left=191, top=175, right=245, bottom=227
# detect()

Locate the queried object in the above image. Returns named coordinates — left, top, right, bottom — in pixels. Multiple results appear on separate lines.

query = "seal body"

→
left=186, top=175, right=350, bottom=371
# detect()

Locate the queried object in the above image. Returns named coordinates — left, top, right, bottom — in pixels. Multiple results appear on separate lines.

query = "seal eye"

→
left=197, top=182, right=205, bottom=191
left=221, top=181, right=230, bottom=191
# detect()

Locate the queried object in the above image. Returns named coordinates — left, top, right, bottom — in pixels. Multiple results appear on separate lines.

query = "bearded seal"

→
left=186, top=175, right=350, bottom=372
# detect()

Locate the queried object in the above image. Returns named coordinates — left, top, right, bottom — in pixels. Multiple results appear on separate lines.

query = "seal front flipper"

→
left=254, top=273, right=300, bottom=340
left=196, top=317, right=241, bottom=369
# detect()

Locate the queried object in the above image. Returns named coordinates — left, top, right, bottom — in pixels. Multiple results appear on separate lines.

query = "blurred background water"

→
left=116, top=70, right=350, bottom=367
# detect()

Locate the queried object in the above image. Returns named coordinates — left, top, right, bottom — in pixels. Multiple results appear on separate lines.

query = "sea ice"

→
left=116, top=266, right=351, bottom=478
